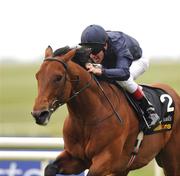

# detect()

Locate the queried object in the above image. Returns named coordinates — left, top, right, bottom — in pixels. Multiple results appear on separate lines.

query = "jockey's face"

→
left=90, top=50, right=104, bottom=64
left=90, top=43, right=107, bottom=64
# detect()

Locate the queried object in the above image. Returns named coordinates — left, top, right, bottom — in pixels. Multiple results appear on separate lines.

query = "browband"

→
left=44, top=58, right=68, bottom=70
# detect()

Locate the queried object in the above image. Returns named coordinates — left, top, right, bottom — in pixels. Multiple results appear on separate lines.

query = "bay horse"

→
left=32, top=46, right=180, bottom=176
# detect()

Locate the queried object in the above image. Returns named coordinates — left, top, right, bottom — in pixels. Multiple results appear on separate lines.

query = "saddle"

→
left=123, top=85, right=175, bottom=135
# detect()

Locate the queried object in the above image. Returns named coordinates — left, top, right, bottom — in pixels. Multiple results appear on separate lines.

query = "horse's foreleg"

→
left=44, top=150, right=87, bottom=176
left=86, top=152, right=128, bottom=176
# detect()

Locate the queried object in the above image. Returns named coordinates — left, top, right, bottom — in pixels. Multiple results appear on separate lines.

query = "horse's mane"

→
left=53, top=46, right=91, bottom=68
left=53, top=46, right=71, bottom=57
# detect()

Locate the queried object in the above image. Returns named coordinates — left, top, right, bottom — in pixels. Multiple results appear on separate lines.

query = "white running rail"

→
left=0, top=137, right=163, bottom=175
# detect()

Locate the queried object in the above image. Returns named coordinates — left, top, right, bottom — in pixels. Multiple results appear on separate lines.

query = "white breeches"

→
left=116, top=57, right=149, bottom=93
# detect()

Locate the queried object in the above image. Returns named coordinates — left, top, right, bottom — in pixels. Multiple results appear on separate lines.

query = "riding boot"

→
left=132, top=86, right=161, bottom=129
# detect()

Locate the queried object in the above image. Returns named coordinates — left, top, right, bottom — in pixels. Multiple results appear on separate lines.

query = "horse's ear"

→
left=63, top=49, right=76, bottom=62
left=45, top=45, right=53, bottom=58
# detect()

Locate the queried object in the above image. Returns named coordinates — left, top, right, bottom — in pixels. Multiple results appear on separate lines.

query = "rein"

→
left=93, top=75, right=123, bottom=124
left=44, top=57, right=92, bottom=112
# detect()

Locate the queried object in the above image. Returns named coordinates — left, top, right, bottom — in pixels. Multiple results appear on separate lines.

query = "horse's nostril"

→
left=31, top=110, right=51, bottom=125
left=39, top=110, right=50, bottom=117
left=31, top=110, right=50, bottom=118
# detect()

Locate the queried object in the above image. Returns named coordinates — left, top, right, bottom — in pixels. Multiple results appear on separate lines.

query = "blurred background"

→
left=0, top=0, right=180, bottom=175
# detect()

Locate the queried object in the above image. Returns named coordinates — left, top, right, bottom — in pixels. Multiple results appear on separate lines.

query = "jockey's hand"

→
left=85, top=63, right=102, bottom=76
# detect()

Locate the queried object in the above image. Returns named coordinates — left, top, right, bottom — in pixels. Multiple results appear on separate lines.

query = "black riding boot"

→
left=138, top=95, right=161, bottom=129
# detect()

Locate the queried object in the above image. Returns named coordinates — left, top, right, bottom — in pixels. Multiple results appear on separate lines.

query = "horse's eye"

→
left=54, top=76, right=62, bottom=83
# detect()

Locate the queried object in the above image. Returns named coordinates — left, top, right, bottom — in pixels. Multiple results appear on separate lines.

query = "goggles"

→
left=90, top=45, right=105, bottom=55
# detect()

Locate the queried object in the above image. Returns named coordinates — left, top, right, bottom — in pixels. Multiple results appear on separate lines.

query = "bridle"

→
left=44, top=57, right=92, bottom=113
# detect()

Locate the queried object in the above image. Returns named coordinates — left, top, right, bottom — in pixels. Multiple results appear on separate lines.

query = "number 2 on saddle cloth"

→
left=124, top=85, right=175, bottom=135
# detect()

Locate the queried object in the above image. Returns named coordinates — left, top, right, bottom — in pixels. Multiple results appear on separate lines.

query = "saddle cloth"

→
left=124, top=85, right=175, bottom=135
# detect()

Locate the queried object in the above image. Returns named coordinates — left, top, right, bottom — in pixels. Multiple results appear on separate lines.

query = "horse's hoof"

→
left=44, top=163, right=58, bottom=176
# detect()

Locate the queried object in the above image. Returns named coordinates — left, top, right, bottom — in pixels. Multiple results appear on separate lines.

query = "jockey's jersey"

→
left=101, top=31, right=142, bottom=81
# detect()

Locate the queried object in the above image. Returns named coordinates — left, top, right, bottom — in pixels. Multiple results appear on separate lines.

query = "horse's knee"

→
left=44, top=163, right=59, bottom=176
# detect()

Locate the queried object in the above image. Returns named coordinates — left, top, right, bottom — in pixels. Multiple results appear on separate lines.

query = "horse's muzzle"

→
left=31, top=110, right=51, bottom=126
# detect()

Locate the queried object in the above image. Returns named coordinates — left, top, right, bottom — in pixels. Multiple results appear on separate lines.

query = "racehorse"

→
left=32, top=46, right=180, bottom=176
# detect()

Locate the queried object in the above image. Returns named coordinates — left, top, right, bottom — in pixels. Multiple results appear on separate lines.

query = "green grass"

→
left=1, top=61, right=179, bottom=136
left=0, top=64, right=68, bottom=137
left=137, top=61, right=180, bottom=93
left=0, top=61, right=179, bottom=175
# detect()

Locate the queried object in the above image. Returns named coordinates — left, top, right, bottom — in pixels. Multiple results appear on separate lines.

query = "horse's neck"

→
left=67, top=75, right=101, bottom=116
left=66, top=65, right=106, bottom=120
left=67, top=70, right=122, bottom=124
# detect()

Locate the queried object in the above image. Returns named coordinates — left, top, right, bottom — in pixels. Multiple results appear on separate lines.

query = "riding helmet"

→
left=80, top=25, right=108, bottom=46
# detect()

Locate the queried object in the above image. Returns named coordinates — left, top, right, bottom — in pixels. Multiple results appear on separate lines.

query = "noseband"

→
left=44, top=57, right=92, bottom=112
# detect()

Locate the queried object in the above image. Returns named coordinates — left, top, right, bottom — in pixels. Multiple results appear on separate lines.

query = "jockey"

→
left=79, top=24, right=160, bottom=129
